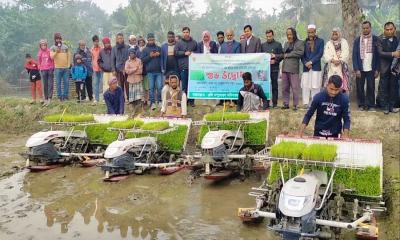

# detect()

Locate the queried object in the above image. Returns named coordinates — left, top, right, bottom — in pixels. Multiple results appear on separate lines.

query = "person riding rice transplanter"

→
left=299, top=74, right=351, bottom=139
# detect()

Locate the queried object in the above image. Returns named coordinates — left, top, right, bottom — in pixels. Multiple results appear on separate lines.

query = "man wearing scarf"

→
left=98, top=37, right=113, bottom=97
left=111, top=33, right=130, bottom=100
left=323, top=27, right=350, bottom=93
left=50, top=32, right=71, bottom=101
left=160, top=75, right=187, bottom=118
left=301, top=24, right=325, bottom=109
left=352, top=21, right=380, bottom=111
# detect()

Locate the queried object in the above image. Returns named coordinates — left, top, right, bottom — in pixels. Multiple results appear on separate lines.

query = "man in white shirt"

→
left=240, top=25, right=261, bottom=53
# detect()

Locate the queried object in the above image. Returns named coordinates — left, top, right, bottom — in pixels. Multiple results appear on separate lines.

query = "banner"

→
left=188, top=53, right=270, bottom=99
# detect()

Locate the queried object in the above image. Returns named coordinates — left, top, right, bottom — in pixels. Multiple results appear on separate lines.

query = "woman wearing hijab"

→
left=196, top=31, right=218, bottom=54
left=323, top=27, right=350, bottom=93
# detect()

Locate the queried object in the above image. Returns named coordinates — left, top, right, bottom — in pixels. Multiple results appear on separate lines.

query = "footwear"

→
left=190, top=102, right=195, bottom=107
left=384, top=108, right=390, bottom=115
left=272, top=104, right=278, bottom=109
left=391, top=108, right=399, bottom=113
left=158, top=102, right=162, bottom=108
left=302, top=104, right=309, bottom=109
left=358, top=107, right=364, bottom=111
left=91, top=100, right=97, bottom=106
left=293, top=106, right=298, bottom=111
left=281, top=105, right=289, bottom=109
left=368, top=107, right=376, bottom=112
left=150, top=103, right=156, bottom=110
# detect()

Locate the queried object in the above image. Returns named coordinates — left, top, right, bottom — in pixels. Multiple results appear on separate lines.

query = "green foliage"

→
left=270, top=141, right=307, bottom=159
left=85, top=124, right=111, bottom=144
left=110, top=119, right=144, bottom=129
left=268, top=163, right=381, bottom=196
left=302, top=144, right=337, bottom=162
left=204, top=112, right=250, bottom=121
left=43, top=114, right=94, bottom=122
left=140, top=121, right=169, bottom=131
left=156, top=125, right=188, bottom=153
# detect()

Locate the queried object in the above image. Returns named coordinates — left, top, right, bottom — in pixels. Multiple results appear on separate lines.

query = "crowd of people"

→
left=24, top=21, right=400, bottom=117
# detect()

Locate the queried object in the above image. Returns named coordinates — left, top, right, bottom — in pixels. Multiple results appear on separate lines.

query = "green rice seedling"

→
left=270, top=141, right=306, bottom=159
left=44, top=114, right=94, bottom=122
left=140, top=121, right=170, bottom=131
left=110, top=119, right=144, bottom=129
left=85, top=124, right=111, bottom=144
left=302, top=144, right=337, bottom=162
left=157, top=125, right=188, bottom=153
left=204, top=112, right=250, bottom=121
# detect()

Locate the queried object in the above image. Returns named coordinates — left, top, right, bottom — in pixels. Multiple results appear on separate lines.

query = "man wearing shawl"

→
left=160, top=75, right=187, bottom=118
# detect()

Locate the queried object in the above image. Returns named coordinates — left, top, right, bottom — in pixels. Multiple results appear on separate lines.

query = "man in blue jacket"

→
left=161, top=31, right=178, bottom=76
left=301, top=24, right=324, bottom=108
left=141, top=33, right=163, bottom=110
left=352, top=21, right=380, bottom=111
left=299, top=75, right=350, bottom=139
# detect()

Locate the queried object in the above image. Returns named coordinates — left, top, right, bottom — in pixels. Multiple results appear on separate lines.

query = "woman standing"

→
left=37, top=39, right=54, bottom=106
left=323, top=27, right=350, bottom=93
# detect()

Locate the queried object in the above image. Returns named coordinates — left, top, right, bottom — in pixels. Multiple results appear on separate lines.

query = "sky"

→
left=0, top=0, right=283, bottom=15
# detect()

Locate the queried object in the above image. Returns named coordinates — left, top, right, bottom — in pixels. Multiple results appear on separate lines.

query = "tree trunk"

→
left=341, top=0, right=362, bottom=100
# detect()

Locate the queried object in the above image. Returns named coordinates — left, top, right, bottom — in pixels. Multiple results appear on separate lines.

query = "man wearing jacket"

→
left=352, top=21, right=380, bottom=111
left=240, top=25, right=261, bottom=53
left=261, top=29, right=283, bottom=108
left=50, top=32, right=71, bottom=101
left=377, top=22, right=400, bottom=114
left=161, top=31, right=178, bottom=76
left=111, top=33, right=130, bottom=100
left=141, top=33, right=163, bottom=110
left=220, top=29, right=241, bottom=54
left=174, top=26, right=198, bottom=107
left=98, top=37, right=113, bottom=97
left=301, top=24, right=325, bottom=108
left=74, top=40, right=93, bottom=101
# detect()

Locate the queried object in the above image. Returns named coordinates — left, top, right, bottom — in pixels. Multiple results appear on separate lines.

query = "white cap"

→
left=129, top=35, right=137, bottom=40
left=307, top=24, right=316, bottom=30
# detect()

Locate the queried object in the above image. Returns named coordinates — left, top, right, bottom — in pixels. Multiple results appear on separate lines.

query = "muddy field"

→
left=0, top=98, right=399, bottom=240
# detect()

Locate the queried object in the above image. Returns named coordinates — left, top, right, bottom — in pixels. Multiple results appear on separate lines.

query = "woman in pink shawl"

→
left=196, top=31, right=218, bottom=54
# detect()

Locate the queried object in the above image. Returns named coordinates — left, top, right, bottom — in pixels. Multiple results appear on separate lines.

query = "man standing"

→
left=111, top=33, right=130, bottom=100
left=352, top=21, right=380, bottom=111
left=237, top=72, right=269, bottom=112
left=277, top=28, right=304, bottom=110
left=91, top=35, right=103, bottom=104
left=174, top=26, right=197, bottom=107
left=377, top=22, right=400, bottom=114
left=50, top=32, right=71, bottom=101
left=216, top=31, right=225, bottom=53
left=220, top=29, right=241, bottom=54
left=299, top=75, right=350, bottom=139
left=74, top=40, right=93, bottom=102
left=160, top=75, right=187, bottom=118
left=240, top=25, right=261, bottom=53
left=141, top=33, right=163, bottom=110
left=161, top=31, right=178, bottom=76
left=301, top=24, right=325, bottom=108
left=98, top=37, right=113, bottom=98
left=104, top=77, right=125, bottom=115
left=261, top=29, right=283, bottom=108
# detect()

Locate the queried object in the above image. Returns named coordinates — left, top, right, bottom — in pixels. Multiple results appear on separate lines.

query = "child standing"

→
left=71, top=54, right=87, bottom=102
left=24, top=54, right=43, bottom=104
left=125, top=48, right=143, bottom=115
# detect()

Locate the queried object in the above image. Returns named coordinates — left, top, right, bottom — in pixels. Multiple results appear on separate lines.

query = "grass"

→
left=43, top=113, right=94, bottom=122
left=110, top=119, right=144, bottom=129
left=204, top=112, right=250, bottom=121
left=268, top=162, right=381, bottom=196
left=140, top=121, right=170, bottom=131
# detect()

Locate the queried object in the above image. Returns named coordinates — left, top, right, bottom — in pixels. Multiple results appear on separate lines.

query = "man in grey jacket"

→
left=240, top=25, right=262, bottom=53
left=174, top=26, right=197, bottom=107
left=111, top=33, right=130, bottom=100
left=277, top=27, right=305, bottom=110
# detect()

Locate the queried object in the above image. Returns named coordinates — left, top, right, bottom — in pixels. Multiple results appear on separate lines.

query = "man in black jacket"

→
left=377, top=22, right=400, bottom=114
left=174, top=26, right=197, bottom=107
left=261, top=29, right=283, bottom=108
left=237, top=72, right=269, bottom=111
left=111, top=33, right=130, bottom=100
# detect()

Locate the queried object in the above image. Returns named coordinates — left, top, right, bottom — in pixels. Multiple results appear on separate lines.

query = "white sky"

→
left=0, top=0, right=283, bottom=15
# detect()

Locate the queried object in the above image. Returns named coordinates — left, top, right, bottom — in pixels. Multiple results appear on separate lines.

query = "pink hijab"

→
left=202, top=31, right=212, bottom=50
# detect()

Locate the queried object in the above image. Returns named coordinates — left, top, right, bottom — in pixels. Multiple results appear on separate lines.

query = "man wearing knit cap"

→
left=129, top=35, right=139, bottom=52
left=50, top=32, right=71, bottom=101
left=98, top=37, right=113, bottom=97
left=104, top=76, right=125, bottom=114
left=141, top=33, right=163, bottom=110
left=111, top=33, right=130, bottom=100
left=301, top=24, right=325, bottom=109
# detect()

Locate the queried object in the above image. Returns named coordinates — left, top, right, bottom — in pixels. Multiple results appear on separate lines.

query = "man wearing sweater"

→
left=104, top=77, right=125, bottom=115
left=50, top=32, right=71, bottom=101
left=141, top=33, right=163, bottom=110
left=299, top=75, right=350, bottom=138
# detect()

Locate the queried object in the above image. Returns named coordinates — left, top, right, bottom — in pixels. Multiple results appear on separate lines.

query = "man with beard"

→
left=160, top=75, right=187, bottom=118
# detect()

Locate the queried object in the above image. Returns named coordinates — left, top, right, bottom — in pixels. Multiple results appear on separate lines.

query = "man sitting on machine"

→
left=299, top=74, right=350, bottom=138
